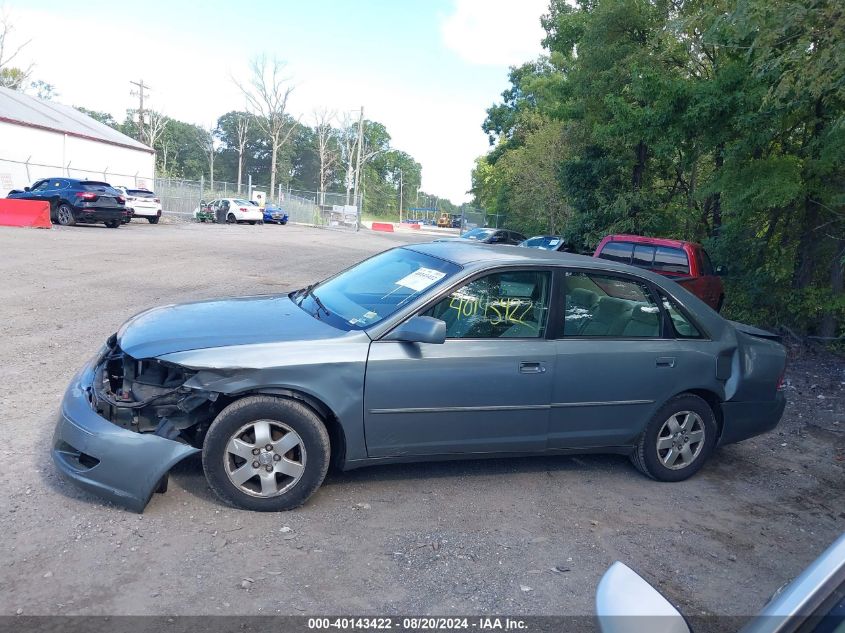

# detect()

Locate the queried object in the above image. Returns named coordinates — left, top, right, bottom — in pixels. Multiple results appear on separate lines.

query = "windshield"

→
left=462, top=228, right=494, bottom=240
left=294, top=248, right=461, bottom=330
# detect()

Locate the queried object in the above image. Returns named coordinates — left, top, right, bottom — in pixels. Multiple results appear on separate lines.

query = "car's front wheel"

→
left=56, top=204, right=76, bottom=226
left=203, top=396, right=331, bottom=511
left=630, top=394, right=717, bottom=482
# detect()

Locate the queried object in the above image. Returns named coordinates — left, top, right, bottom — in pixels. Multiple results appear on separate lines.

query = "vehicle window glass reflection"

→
left=661, top=294, right=702, bottom=338
left=424, top=270, right=551, bottom=339
left=562, top=272, right=660, bottom=338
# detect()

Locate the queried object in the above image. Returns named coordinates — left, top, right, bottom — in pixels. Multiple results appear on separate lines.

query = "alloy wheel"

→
left=223, top=420, right=306, bottom=497
left=655, top=411, right=705, bottom=470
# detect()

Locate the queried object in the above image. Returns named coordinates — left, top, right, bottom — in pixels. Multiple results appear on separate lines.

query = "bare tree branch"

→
left=0, top=10, right=33, bottom=89
left=313, top=108, right=339, bottom=205
left=235, top=112, right=250, bottom=194
left=233, top=55, right=297, bottom=194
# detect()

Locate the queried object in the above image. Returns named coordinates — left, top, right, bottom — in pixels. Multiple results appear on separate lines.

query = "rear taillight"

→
left=116, top=196, right=125, bottom=204
left=75, top=192, right=97, bottom=201
left=776, top=366, right=787, bottom=391
left=239, top=207, right=248, bottom=212
left=154, top=198, right=160, bottom=203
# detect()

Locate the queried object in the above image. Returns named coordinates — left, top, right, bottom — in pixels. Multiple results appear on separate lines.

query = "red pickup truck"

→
left=593, top=234, right=725, bottom=311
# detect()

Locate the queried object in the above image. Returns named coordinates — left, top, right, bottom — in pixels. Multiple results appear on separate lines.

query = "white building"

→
left=0, top=86, right=155, bottom=193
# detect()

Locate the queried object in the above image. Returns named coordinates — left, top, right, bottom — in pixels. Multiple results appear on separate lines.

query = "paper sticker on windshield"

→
left=396, top=268, right=446, bottom=292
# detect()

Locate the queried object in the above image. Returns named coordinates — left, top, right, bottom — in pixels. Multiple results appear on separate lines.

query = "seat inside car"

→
left=621, top=304, right=660, bottom=337
left=580, top=296, right=634, bottom=337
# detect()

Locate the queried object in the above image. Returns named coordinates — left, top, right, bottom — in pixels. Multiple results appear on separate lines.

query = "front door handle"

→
left=656, top=357, right=676, bottom=368
left=519, top=361, right=546, bottom=374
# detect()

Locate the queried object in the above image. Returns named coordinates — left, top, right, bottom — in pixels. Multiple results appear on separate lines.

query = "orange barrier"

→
left=0, top=199, right=51, bottom=229
left=371, top=222, right=395, bottom=232
left=407, top=223, right=420, bottom=230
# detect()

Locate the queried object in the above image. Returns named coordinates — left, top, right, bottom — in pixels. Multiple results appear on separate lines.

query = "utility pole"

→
left=130, top=79, right=150, bottom=143
left=352, top=106, right=364, bottom=212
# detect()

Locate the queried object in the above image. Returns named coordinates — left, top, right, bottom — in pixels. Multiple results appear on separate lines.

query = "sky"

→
left=3, top=0, right=549, bottom=202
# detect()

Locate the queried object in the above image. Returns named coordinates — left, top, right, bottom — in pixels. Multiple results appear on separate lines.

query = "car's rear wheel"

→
left=104, top=220, right=121, bottom=228
left=249, top=220, right=257, bottom=225
left=148, top=215, right=160, bottom=224
left=227, top=213, right=236, bottom=224
left=630, top=394, right=717, bottom=482
left=57, top=204, right=76, bottom=226
left=203, top=396, right=331, bottom=511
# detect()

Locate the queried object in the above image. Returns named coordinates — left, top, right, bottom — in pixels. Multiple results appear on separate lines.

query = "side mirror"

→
left=384, top=316, right=446, bottom=345
left=595, top=562, right=690, bottom=633
left=24, top=186, right=31, bottom=192
left=715, top=265, right=727, bottom=276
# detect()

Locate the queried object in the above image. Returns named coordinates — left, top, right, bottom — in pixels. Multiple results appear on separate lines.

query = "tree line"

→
left=472, top=0, right=844, bottom=338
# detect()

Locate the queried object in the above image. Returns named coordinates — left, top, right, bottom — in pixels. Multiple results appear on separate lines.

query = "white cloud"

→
left=440, top=0, right=547, bottom=66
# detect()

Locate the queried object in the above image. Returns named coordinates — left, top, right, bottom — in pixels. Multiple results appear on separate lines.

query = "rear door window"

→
left=653, top=247, right=690, bottom=275
left=561, top=272, right=661, bottom=338
left=598, top=241, right=633, bottom=264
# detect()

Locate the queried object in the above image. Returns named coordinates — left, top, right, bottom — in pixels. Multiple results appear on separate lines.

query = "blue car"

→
left=8, top=177, right=129, bottom=228
left=262, top=205, right=288, bottom=225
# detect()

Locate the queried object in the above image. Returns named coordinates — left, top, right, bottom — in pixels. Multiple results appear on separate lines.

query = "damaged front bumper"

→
left=51, top=352, right=200, bottom=512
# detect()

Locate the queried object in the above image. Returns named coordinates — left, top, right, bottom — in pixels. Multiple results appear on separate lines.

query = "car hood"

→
left=117, top=295, right=344, bottom=358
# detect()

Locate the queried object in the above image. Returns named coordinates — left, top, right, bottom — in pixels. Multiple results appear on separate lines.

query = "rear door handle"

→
left=519, top=362, right=546, bottom=374
left=656, top=357, right=676, bottom=368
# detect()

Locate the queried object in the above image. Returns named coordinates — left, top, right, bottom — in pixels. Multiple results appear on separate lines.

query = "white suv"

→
left=115, top=187, right=162, bottom=224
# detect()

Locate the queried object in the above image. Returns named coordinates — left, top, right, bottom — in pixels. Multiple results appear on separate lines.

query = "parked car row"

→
left=193, top=199, right=289, bottom=226
left=6, top=178, right=162, bottom=228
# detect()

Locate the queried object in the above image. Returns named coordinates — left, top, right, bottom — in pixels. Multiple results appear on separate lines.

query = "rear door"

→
left=549, top=269, right=698, bottom=449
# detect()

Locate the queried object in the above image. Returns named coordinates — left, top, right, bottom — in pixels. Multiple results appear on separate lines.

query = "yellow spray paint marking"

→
left=448, top=295, right=534, bottom=326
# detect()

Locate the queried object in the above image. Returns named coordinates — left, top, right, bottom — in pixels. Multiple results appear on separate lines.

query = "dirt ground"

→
left=0, top=221, right=842, bottom=619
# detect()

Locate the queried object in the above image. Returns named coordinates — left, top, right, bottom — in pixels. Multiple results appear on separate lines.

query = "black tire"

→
left=202, top=396, right=331, bottom=511
left=104, top=219, right=121, bottom=228
left=148, top=215, right=160, bottom=224
left=280, top=220, right=288, bottom=225
left=630, top=393, right=717, bottom=482
left=227, top=213, right=236, bottom=224
left=56, top=203, right=76, bottom=226
left=249, top=221, right=257, bottom=225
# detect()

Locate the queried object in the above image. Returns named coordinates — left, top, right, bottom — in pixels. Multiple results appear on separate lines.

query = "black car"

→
left=456, top=227, right=526, bottom=245
left=7, top=178, right=128, bottom=228
left=518, top=235, right=574, bottom=252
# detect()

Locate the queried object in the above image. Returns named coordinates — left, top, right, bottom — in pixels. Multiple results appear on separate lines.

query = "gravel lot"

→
left=0, top=221, right=843, bottom=619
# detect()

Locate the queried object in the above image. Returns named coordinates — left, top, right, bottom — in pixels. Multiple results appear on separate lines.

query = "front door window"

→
left=424, top=270, right=551, bottom=339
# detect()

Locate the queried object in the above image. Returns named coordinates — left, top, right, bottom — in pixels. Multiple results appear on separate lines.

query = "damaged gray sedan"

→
left=52, top=242, right=787, bottom=512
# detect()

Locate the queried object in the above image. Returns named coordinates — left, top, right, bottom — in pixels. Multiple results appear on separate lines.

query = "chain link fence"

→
left=154, top=177, right=360, bottom=231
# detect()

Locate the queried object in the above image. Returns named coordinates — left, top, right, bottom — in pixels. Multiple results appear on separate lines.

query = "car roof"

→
left=601, top=233, right=696, bottom=249
left=407, top=240, right=629, bottom=271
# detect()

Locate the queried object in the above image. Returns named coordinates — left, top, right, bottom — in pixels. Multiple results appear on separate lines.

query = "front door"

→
left=364, top=269, right=555, bottom=457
